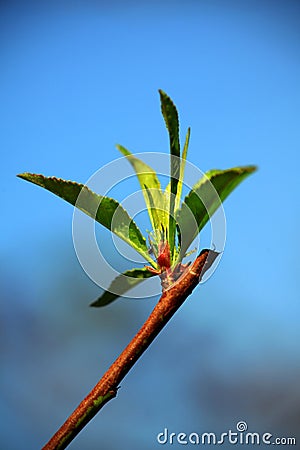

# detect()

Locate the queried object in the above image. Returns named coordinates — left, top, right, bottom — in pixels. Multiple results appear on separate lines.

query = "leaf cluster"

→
left=18, top=91, right=256, bottom=306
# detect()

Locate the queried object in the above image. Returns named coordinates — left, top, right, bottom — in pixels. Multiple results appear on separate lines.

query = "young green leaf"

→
left=159, top=89, right=181, bottom=258
left=176, top=166, right=257, bottom=258
left=17, top=173, right=156, bottom=266
left=175, top=127, right=190, bottom=212
left=116, top=144, right=166, bottom=232
left=162, top=181, right=171, bottom=235
left=90, top=268, right=156, bottom=307
left=143, top=184, right=163, bottom=236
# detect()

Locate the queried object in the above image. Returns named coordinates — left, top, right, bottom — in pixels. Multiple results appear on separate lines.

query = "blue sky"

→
left=1, top=1, right=300, bottom=449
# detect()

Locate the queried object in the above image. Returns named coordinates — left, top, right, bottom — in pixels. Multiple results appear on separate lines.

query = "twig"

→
left=42, top=249, right=219, bottom=450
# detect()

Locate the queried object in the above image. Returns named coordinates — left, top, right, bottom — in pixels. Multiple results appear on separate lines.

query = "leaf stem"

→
left=42, top=249, right=219, bottom=450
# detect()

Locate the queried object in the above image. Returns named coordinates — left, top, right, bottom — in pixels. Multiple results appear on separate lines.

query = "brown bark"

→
left=43, top=249, right=219, bottom=450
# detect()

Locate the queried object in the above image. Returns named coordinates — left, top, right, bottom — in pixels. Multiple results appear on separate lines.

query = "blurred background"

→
left=1, top=1, right=299, bottom=449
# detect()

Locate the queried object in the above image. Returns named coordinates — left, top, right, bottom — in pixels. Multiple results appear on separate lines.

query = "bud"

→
left=157, top=241, right=171, bottom=270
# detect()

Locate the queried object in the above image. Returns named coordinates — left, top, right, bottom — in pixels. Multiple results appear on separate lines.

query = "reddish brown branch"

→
left=42, top=249, right=219, bottom=450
